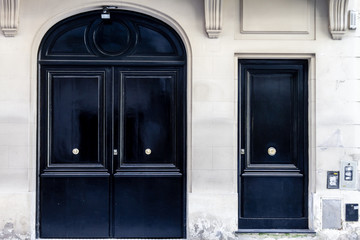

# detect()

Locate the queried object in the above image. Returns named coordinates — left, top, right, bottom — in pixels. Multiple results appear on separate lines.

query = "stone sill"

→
left=235, top=229, right=316, bottom=234
left=36, top=238, right=185, bottom=240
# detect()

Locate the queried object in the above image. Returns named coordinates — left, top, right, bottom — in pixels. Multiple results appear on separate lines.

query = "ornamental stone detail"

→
left=0, top=0, right=20, bottom=37
left=329, top=0, right=349, bottom=40
left=204, top=0, right=222, bottom=38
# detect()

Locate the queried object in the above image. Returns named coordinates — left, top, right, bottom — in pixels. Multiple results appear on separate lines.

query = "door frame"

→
left=235, top=53, right=316, bottom=231
left=30, top=3, right=193, bottom=238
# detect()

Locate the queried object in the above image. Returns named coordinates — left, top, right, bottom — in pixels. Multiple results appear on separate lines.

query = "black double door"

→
left=38, top=66, right=185, bottom=238
left=238, top=60, right=309, bottom=230
left=38, top=10, right=187, bottom=238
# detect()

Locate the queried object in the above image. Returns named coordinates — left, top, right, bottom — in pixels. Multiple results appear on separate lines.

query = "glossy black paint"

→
left=114, top=175, right=183, bottom=238
left=123, top=73, right=175, bottom=164
left=50, top=73, right=104, bottom=164
left=238, top=60, right=308, bottom=229
left=40, top=175, right=110, bottom=238
left=38, top=10, right=186, bottom=238
left=40, top=11, right=184, bottom=61
left=250, top=73, right=294, bottom=164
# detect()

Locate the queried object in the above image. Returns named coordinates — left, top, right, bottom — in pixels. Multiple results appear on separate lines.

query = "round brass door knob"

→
left=268, top=147, right=276, bottom=156
left=72, top=148, right=79, bottom=155
left=145, top=148, right=151, bottom=155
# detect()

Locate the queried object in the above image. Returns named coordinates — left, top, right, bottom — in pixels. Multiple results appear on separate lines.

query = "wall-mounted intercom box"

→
left=327, top=171, right=339, bottom=189
left=340, top=160, right=358, bottom=190
left=349, top=10, right=357, bottom=30
left=345, top=204, right=359, bottom=221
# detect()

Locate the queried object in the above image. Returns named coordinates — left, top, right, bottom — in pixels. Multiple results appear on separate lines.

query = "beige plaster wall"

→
left=0, top=0, right=359, bottom=239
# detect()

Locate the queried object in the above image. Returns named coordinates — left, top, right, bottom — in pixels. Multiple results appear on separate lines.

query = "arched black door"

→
left=37, top=10, right=186, bottom=238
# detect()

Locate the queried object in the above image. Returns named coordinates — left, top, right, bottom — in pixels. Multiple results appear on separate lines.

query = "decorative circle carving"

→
left=85, top=18, right=135, bottom=57
left=93, top=20, right=131, bottom=56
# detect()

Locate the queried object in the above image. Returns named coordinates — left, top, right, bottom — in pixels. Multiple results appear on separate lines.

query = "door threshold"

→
left=37, top=238, right=186, bottom=240
left=235, top=229, right=316, bottom=234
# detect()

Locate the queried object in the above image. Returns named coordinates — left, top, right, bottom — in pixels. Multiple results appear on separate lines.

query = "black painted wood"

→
left=38, top=10, right=186, bottom=239
left=238, top=60, right=308, bottom=229
left=122, top=72, right=176, bottom=165
left=40, top=175, right=110, bottom=238
left=39, top=10, right=185, bottom=61
left=49, top=71, right=106, bottom=166
left=114, top=175, right=183, bottom=238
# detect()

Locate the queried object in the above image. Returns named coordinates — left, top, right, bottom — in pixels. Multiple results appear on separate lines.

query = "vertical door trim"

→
left=235, top=53, right=316, bottom=231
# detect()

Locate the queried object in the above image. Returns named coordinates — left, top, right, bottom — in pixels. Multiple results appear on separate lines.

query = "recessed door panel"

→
left=50, top=73, right=104, bottom=165
left=40, top=175, right=110, bottom=238
left=249, top=73, right=294, bottom=164
left=122, top=73, right=176, bottom=164
left=242, top=175, right=304, bottom=218
left=114, top=176, right=183, bottom=238
left=239, top=60, right=308, bottom=230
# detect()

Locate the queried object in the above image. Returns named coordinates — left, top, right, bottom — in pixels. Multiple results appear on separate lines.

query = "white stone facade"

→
left=0, top=0, right=359, bottom=239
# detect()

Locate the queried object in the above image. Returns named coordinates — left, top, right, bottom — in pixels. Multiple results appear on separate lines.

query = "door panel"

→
left=114, top=175, right=183, bottom=238
left=249, top=73, right=294, bottom=164
left=40, top=175, right=110, bottom=238
left=242, top=175, right=304, bottom=218
left=122, top=72, right=176, bottom=164
left=50, top=74, right=104, bottom=165
left=41, top=69, right=109, bottom=170
left=239, top=60, right=308, bottom=229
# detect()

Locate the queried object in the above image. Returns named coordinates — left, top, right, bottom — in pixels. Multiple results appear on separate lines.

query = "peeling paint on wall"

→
left=0, top=222, right=30, bottom=240
left=190, top=213, right=237, bottom=240
left=317, top=227, right=360, bottom=240
left=189, top=213, right=360, bottom=239
left=190, top=213, right=319, bottom=240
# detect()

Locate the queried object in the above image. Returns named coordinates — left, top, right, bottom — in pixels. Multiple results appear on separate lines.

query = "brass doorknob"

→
left=72, top=148, right=79, bottom=155
left=267, top=147, right=276, bottom=156
left=145, top=148, right=151, bottom=155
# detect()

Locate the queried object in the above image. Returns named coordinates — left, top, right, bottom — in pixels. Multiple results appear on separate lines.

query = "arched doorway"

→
left=37, top=9, right=187, bottom=238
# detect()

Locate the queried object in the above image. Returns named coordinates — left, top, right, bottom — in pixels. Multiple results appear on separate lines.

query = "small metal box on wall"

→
left=340, top=160, right=358, bottom=190
left=327, top=171, right=339, bottom=189
left=345, top=204, right=359, bottom=222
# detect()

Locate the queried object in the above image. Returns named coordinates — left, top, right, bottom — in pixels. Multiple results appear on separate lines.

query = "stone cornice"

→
left=329, top=0, right=349, bottom=40
left=0, top=0, right=20, bottom=37
left=204, top=0, right=222, bottom=38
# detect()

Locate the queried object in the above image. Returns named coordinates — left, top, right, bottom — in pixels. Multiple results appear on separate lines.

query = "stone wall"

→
left=0, top=0, right=359, bottom=239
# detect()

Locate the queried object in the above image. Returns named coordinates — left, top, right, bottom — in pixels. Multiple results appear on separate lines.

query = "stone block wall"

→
left=0, top=0, right=358, bottom=239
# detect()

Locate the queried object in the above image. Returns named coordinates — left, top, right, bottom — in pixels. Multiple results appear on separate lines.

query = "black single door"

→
left=238, top=60, right=308, bottom=229
left=38, top=10, right=186, bottom=238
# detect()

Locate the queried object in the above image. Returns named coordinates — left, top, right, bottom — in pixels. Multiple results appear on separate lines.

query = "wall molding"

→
left=204, top=0, right=222, bottom=38
left=235, top=0, right=315, bottom=40
left=0, top=0, right=20, bottom=37
left=329, top=0, right=349, bottom=40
